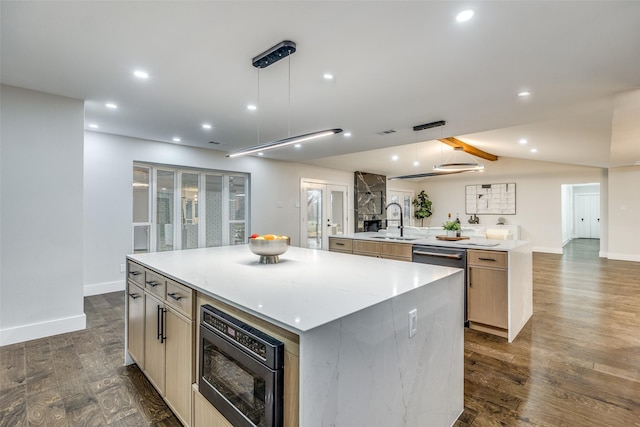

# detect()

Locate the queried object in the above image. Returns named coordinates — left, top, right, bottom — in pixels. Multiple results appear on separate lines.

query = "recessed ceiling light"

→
left=172, top=137, right=181, bottom=142
left=88, top=123, right=99, bottom=129
left=519, top=139, right=528, bottom=144
left=202, top=123, right=212, bottom=130
left=294, top=144, right=302, bottom=148
left=247, top=104, right=257, bottom=111
left=456, top=9, right=474, bottom=22
left=344, top=132, right=351, bottom=137
left=392, top=155, right=399, bottom=161
left=323, top=73, right=334, bottom=80
left=105, top=103, right=118, bottom=109
left=530, top=148, right=538, bottom=153
left=518, top=91, right=531, bottom=97
left=413, top=161, right=420, bottom=166
left=134, top=70, right=149, bottom=79
left=258, top=152, right=264, bottom=156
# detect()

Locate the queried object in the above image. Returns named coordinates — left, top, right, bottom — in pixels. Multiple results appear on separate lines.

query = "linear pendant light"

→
left=226, top=40, right=342, bottom=158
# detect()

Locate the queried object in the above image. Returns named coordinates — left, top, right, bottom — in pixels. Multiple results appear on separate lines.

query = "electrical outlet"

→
left=120, top=264, right=126, bottom=273
left=408, top=309, right=418, bottom=338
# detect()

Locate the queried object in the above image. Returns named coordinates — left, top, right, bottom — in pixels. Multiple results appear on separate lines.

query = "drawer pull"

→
left=129, top=271, right=141, bottom=276
left=335, top=242, right=345, bottom=246
left=167, top=292, right=182, bottom=301
left=478, top=257, right=496, bottom=262
left=128, top=292, right=140, bottom=299
left=146, top=280, right=159, bottom=287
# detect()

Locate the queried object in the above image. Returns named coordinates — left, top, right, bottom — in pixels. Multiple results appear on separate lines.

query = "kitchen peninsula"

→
left=125, top=245, right=464, bottom=427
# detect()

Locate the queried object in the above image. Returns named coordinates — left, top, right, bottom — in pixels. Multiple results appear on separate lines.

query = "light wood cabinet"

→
left=192, top=384, right=233, bottom=427
left=144, top=293, right=166, bottom=392
left=352, top=239, right=412, bottom=261
left=126, top=282, right=145, bottom=368
left=127, top=261, right=194, bottom=427
left=329, top=237, right=353, bottom=254
left=467, top=249, right=509, bottom=337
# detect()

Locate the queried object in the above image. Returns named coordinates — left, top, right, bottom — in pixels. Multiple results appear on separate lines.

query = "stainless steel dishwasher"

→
left=412, top=245, right=468, bottom=325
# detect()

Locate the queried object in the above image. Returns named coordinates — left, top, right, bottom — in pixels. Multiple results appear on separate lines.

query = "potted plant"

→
left=442, top=220, right=461, bottom=238
left=412, top=190, right=432, bottom=227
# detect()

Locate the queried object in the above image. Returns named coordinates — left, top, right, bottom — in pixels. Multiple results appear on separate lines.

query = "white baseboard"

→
left=84, top=280, right=125, bottom=296
left=0, top=313, right=86, bottom=346
left=532, top=246, right=563, bottom=254
left=607, top=253, right=640, bottom=262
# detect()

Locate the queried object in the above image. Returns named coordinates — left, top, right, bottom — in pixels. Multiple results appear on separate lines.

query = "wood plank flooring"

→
left=1, top=238, right=638, bottom=426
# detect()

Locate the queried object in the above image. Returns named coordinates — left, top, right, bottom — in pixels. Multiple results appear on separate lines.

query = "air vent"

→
left=376, top=129, right=397, bottom=136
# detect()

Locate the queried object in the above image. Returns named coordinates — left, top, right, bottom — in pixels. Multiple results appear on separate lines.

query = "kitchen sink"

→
left=371, top=236, right=419, bottom=241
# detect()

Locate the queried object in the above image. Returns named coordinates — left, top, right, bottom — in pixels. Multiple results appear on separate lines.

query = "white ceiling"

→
left=3, top=1, right=640, bottom=178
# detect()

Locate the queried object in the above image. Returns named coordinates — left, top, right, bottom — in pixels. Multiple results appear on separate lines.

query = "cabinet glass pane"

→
left=157, top=170, right=175, bottom=252
left=181, top=173, right=199, bottom=249
left=133, top=225, right=150, bottom=253
left=205, top=175, right=223, bottom=247
left=228, top=176, right=246, bottom=221
left=133, top=166, right=150, bottom=223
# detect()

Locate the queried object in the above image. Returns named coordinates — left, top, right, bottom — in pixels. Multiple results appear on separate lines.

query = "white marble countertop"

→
left=127, top=245, right=461, bottom=334
left=333, top=232, right=529, bottom=251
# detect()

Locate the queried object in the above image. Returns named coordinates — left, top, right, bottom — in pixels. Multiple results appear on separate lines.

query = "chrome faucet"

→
left=385, top=202, right=404, bottom=237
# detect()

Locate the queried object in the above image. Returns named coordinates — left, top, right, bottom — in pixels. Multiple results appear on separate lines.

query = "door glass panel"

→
left=133, top=166, right=150, bottom=223
left=306, top=189, right=322, bottom=249
left=157, top=170, right=175, bottom=252
left=205, top=175, right=223, bottom=247
left=330, top=190, right=344, bottom=235
left=229, top=223, right=245, bottom=245
left=181, top=173, right=199, bottom=249
left=229, top=176, right=246, bottom=245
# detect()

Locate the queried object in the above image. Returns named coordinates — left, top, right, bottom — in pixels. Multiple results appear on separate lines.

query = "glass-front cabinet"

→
left=132, top=163, right=249, bottom=253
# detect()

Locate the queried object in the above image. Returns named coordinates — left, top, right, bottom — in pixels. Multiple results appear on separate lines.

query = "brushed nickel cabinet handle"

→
left=478, top=257, right=496, bottom=262
left=167, top=292, right=182, bottom=301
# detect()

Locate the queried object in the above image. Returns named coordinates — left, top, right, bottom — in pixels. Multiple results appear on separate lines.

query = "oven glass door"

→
left=200, top=326, right=280, bottom=427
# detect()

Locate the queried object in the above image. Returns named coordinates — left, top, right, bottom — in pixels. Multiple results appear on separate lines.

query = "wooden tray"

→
left=436, top=235, right=470, bottom=241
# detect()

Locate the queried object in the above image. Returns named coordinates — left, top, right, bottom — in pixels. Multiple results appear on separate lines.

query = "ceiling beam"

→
left=438, top=137, right=498, bottom=161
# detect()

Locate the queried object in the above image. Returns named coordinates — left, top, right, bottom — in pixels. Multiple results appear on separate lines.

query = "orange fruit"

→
left=263, top=234, right=276, bottom=240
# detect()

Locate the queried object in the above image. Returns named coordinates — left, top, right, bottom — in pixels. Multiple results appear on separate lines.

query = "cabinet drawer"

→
left=467, top=250, right=508, bottom=268
left=127, top=261, right=145, bottom=286
left=145, top=269, right=166, bottom=299
left=166, top=279, right=194, bottom=319
left=329, top=238, right=353, bottom=252
left=353, top=240, right=380, bottom=255
left=380, top=243, right=412, bottom=261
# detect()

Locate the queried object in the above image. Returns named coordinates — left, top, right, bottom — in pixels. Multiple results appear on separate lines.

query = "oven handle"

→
left=413, top=250, right=462, bottom=260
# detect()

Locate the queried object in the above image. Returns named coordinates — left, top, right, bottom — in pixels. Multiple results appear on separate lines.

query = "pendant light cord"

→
left=257, top=68, right=261, bottom=144
left=288, top=50, right=291, bottom=137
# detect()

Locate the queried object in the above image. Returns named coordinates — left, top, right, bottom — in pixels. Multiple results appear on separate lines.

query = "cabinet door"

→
left=467, top=267, right=508, bottom=329
left=380, top=243, right=412, bottom=261
left=164, top=308, right=193, bottom=427
left=144, top=293, right=165, bottom=393
left=127, top=282, right=145, bottom=368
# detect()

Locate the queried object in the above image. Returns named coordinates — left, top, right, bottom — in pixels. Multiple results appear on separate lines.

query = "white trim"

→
left=532, top=246, right=563, bottom=254
left=0, top=314, right=86, bottom=346
left=84, top=280, right=125, bottom=296
left=607, top=253, right=640, bottom=262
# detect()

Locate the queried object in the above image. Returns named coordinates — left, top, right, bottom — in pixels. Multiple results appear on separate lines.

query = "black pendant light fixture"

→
left=226, top=40, right=342, bottom=158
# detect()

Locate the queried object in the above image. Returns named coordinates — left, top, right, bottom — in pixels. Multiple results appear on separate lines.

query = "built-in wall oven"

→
left=412, top=245, right=468, bottom=324
left=199, top=304, right=284, bottom=427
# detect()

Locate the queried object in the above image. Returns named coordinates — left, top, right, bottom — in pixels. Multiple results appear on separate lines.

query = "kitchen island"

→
left=126, top=245, right=464, bottom=427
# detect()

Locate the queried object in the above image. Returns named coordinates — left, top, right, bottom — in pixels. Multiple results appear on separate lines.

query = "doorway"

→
left=300, top=180, right=348, bottom=250
left=560, top=183, right=601, bottom=255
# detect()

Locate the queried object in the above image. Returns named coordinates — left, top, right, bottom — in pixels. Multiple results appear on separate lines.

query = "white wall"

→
left=413, top=157, right=608, bottom=254
left=0, top=85, right=85, bottom=345
left=83, top=132, right=354, bottom=294
left=607, top=166, right=640, bottom=261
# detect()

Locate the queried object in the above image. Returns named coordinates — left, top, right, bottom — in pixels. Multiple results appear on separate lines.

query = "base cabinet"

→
left=126, top=261, right=194, bottom=427
left=351, top=239, right=412, bottom=261
left=192, top=385, right=233, bottom=427
left=467, top=249, right=509, bottom=337
left=126, top=282, right=145, bottom=368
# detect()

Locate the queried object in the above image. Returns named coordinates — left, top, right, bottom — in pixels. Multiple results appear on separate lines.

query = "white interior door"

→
left=575, top=193, right=600, bottom=238
left=300, top=181, right=347, bottom=250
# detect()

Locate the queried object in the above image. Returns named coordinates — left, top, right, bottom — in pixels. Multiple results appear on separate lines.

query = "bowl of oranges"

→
left=248, top=234, right=290, bottom=264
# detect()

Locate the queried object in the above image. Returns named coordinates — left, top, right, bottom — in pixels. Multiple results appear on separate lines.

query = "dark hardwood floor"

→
left=1, top=238, right=638, bottom=426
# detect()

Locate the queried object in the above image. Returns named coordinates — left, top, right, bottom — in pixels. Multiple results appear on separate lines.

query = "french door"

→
left=575, top=193, right=600, bottom=239
left=300, top=180, right=348, bottom=250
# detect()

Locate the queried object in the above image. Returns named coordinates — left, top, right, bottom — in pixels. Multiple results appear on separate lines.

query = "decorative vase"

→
left=446, top=230, right=456, bottom=238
